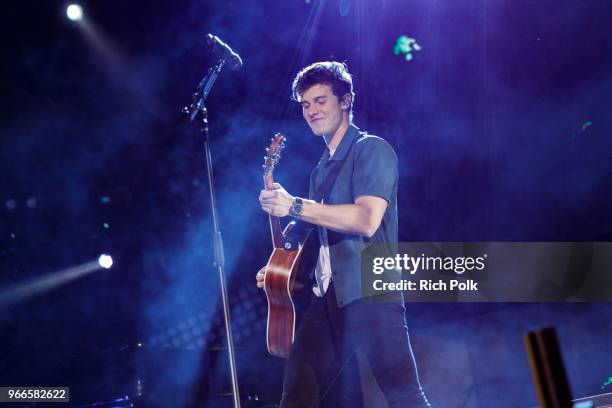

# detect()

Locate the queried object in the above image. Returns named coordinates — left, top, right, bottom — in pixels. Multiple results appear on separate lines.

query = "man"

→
left=257, top=61, right=430, bottom=407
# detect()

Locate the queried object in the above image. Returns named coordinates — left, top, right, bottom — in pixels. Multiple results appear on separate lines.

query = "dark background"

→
left=1, top=0, right=611, bottom=407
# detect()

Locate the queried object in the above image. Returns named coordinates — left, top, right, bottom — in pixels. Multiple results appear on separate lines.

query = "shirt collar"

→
left=325, top=123, right=360, bottom=161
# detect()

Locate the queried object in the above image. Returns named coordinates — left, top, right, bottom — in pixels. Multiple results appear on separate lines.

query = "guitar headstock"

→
left=263, top=133, right=286, bottom=177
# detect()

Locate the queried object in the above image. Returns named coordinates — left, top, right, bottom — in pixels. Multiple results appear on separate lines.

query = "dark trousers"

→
left=280, top=283, right=430, bottom=408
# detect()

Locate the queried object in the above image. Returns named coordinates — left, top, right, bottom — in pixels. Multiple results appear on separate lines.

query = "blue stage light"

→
left=5, top=199, right=16, bottom=211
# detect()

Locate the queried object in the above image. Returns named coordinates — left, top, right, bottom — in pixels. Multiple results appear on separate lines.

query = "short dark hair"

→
left=291, top=61, right=355, bottom=119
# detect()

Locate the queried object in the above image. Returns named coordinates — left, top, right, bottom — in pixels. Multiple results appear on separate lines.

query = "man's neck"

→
left=323, top=118, right=350, bottom=156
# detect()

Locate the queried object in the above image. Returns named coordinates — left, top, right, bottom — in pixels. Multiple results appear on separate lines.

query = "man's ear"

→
left=340, top=93, right=352, bottom=110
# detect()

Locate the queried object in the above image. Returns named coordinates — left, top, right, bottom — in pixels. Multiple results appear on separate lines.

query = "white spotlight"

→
left=66, top=4, right=83, bottom=21
left=98, top=254, right=113, bottom=269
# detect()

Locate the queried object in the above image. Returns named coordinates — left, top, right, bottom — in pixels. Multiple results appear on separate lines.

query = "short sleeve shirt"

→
left=308, top=124, right=399, bottom=307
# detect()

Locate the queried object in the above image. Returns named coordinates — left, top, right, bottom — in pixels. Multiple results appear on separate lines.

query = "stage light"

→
left=581, top=120, right=592, bottom=131
left=66, top=4, right=83, bottom=21
left=98, top=254, right=113, bottom=269
left=0, top=259, right=102, bottom=307
left=5, top=199, right=16, bottom=211
left=393, top=35, right=422, bottom=61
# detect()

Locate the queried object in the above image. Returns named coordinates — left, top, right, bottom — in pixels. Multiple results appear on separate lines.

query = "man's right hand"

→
left=256, top=266, right=266, bottom=289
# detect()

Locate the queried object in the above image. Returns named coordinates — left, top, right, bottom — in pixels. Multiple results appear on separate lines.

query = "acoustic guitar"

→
left=262, top=134, right=312, bottom=358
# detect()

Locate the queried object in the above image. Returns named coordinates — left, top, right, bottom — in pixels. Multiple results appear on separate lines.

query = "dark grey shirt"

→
left=308, top=124, right=399, bottom=307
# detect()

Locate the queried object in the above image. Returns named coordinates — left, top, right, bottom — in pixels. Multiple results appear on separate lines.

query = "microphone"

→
left=206, top=34, right=243, bottom=71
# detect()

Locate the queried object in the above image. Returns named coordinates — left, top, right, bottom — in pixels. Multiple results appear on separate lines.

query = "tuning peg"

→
left=265, top=147, right=269, bottom=152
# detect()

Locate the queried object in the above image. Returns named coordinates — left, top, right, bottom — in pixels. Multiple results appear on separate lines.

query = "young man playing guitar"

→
left=257, top=61, right=430, bottom=407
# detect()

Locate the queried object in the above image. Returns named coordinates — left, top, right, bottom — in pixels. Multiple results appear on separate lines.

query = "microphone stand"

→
left=182, top=59, right=241, bottom=408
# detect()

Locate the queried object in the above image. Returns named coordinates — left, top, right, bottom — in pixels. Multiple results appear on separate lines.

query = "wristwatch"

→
left=289, top=197, right=304, bottom=218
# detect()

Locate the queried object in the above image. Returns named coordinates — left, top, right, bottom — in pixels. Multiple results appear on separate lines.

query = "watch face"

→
left=292, top=198, right=303, bottom=216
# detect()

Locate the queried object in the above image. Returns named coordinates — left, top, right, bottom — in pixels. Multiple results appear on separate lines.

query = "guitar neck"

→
left=264, top=173, right=284, bottom=248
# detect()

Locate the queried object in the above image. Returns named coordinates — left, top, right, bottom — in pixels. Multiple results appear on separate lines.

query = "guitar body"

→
left=264, top=243, right=306, bottom=359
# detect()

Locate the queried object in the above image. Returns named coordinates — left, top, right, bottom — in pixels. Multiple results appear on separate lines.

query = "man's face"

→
left=299, top=84, right=348, bottom=136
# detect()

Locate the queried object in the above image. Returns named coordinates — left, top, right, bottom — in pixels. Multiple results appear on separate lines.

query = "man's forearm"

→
left=298, top=199, right=377, bottom=237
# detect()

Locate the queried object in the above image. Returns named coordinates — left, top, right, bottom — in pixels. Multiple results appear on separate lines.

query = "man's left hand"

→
left=259, top=183, right=294, bottom=217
